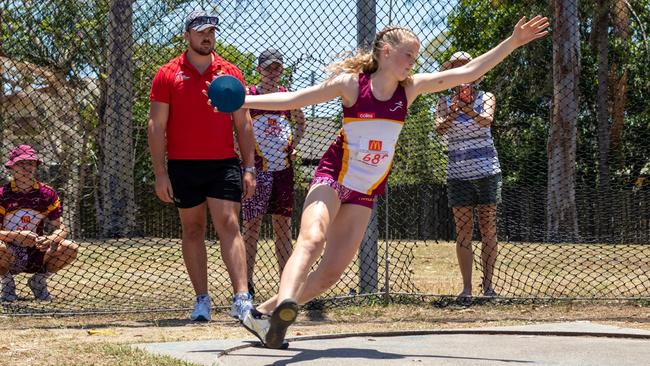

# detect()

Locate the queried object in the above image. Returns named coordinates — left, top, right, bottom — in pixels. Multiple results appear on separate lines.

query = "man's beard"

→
left=191, top=42, right=213, bottom=56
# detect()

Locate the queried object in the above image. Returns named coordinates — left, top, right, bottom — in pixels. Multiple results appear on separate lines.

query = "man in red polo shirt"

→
left=147, top=10, right=256, bottom=322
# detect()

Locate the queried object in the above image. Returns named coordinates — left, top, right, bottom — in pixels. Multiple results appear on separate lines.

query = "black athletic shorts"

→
left=168, top=158, right=242, bottom=208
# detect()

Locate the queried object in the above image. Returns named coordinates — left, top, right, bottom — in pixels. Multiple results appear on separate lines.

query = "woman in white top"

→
left=435, top=51, right=501, bottom=300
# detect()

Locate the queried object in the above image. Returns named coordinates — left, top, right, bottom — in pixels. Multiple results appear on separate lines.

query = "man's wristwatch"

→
left=243, top=166, right=256, bottom=175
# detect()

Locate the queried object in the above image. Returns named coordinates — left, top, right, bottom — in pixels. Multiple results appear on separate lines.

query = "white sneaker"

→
left=241, top=309, right=289, bottom=349
left=241, top=309, right=271, bottom=345
left=1, top=273, right=17, bottom=302
left=230, top=292, right=253, bottom=320
left=28, top=273, right=51, bottom=301
left=190, top=295, right=212, bottom=321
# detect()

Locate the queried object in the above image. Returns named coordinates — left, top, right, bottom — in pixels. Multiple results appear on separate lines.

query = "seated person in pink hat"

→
left=0, top=145, right=79, bottom=301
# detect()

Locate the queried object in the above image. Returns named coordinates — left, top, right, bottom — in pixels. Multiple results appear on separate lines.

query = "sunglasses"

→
left=186, top=16, right=219, bottom=31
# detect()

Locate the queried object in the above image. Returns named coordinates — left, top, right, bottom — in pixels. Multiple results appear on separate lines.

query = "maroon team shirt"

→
left=0, top=180, right=62, bottom=236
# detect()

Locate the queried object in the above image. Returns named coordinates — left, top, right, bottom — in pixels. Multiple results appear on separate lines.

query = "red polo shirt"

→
left=150, top=52, right=245, bottom=160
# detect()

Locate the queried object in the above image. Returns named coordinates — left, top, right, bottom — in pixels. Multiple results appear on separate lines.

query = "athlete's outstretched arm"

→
left=243, top=74, right=352, bottom=111
left=412, top=16, right=549, bottom=95
left=204, top=74, right=352, bottom=112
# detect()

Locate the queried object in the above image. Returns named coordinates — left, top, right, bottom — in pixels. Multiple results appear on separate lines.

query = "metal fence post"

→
left=383, top=186, right=390, bottom=302
left=359, top=207, right=379, bottom=294
left=356, top=0, right=378, bottom=296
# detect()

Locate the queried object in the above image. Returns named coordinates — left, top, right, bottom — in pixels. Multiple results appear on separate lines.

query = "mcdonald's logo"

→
left=21, top=215, right=31, bottom=224
left=267, top=118, right=277, bottom=126
left=368, top=140, right=383, bottom=151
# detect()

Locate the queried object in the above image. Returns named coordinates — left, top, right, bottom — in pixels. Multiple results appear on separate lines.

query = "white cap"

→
left=440, top=51, right=473, bottom=71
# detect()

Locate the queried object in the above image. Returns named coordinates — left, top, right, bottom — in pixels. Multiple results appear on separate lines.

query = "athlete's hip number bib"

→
left=355, top=137, right=393, bottom=168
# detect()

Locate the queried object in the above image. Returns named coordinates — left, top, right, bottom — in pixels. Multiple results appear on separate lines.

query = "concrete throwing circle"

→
left=217, top=329, right=650, bottom=366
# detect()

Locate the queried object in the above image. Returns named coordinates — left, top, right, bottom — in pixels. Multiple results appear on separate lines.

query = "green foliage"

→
left=1, top=1, right=109, bottom=80
left=391, top=93, right=447, bottom=185
left=441, top=0, right=650, bottom=189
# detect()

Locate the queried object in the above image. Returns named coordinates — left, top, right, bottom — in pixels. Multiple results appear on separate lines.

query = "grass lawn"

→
left=2, top=239, right=650, bottom=365
left=3, top=239, right=649, bottom=315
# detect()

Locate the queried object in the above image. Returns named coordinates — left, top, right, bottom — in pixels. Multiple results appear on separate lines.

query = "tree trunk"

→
left=547, top=0, right=580, bottom=242
left=98, top=0, right=136, bottom=238
left=609, top=0, right=629, bottom=165
left=594, top=0, right=611, bottom=238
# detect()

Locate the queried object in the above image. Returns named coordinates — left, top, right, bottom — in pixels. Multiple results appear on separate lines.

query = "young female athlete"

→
left=209, top=16, right=549, bottom=348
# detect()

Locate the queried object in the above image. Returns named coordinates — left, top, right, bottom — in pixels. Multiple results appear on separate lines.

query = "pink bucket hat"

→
left=5, top=144, right=41, bottom=168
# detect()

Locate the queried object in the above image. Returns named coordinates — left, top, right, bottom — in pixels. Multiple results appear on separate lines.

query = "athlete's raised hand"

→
left=511, top=15, right=550, bottom=47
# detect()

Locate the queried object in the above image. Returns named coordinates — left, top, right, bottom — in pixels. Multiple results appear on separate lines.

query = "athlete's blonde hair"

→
left=326, top=26, right=420, bottom=85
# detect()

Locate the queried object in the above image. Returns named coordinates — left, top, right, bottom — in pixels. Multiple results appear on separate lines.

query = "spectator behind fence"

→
left=242, top=49, right=306, bottom=298
left=0, top=145, right=79, bottom=301
left=435, top=51, right=501, bottom=300
left=147, top=10, right=256, bottom=322
left=214, top=16, right=549, bottom=348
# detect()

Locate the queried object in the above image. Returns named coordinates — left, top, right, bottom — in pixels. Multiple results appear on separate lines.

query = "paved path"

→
left=134, top=321, right=650, bottom=366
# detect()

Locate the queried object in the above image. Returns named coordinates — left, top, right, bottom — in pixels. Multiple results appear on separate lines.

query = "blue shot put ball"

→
left=207, top=75, right=245, bottom=113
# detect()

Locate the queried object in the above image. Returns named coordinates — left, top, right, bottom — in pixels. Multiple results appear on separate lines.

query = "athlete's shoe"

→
left=28, top=273, right=51, bottom=301
left=230, top=292, right=253, bottom=320
left=190, top=294, right=212, bottom=321
left=265, top=298, right=298, bottom=349
left=242, top=308, right=270, bottom=344
left=241, top=308, right=290, bottom=349
left=1, top=273, right=17, bottom=302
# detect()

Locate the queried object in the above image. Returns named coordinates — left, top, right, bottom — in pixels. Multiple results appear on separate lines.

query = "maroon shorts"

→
left=310, top=174, right=375, bottom=208
left=8, top=244, right=46, bottom=274
left=242, top=167, right=294, bottom=220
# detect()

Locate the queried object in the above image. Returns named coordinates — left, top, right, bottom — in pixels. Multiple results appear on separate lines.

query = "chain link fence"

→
left=1, top=0, right=649, bottom=315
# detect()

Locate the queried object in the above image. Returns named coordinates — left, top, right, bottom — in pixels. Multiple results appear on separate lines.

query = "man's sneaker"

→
left=241, top=309, right=290, bottom=349
left=265, top=298, right=298, bottom=349
left=230, top=292, right=253, bottom=320
left=483, top=288, right=498, bottom=297
left=28, top=273, right=51, bottom=301
left=1, top=273, right=17, bottom=302
left=190, top=294, right=212, bottom=321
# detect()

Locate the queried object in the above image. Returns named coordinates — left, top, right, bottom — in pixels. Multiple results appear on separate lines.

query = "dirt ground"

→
left=2, top=301, right=650, bottom=366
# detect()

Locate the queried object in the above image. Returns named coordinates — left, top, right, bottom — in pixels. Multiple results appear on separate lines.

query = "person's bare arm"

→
left=34, top=217, right=67, bottom=251
left=435, top=96, right=456, bottom=136
left=242, top=74, right=356, bottom=111
left=46, top=218, right=67, bottom=244
left=0, top=230, right=38, bottom=247
left=460, top=92, right=496, bottom=128
left=290, top=108, right=307, bottom=148
left=232, top=108, right=256, bottom=199
left=147, top=102, right=173, bottom=203
left=411, top=16, right=549, bottom=97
